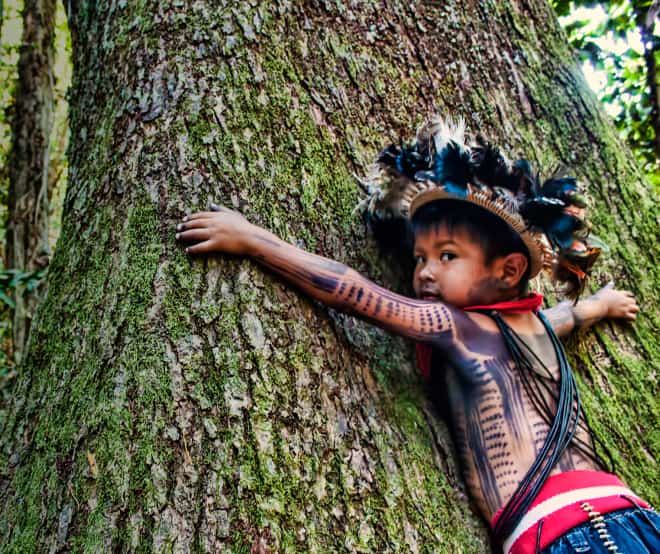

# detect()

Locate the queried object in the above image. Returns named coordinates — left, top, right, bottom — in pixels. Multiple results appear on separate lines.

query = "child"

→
left=175, top=117, right=657, bottom=553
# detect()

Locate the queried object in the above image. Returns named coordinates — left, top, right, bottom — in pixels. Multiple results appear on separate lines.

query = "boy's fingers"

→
left=185, top=240, right=213, bottom=254
left=210, top=203, right=237, bottom=215
left=184, top=211, right=218, bottom=221
left=176, top=229, right=210, bottom=242
left=177, top=218, right=214, bottom=231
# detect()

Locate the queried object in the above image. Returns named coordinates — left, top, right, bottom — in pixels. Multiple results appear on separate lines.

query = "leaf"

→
left=551, top=0, right=572, bottom=17
left=0, top=291, right=15, bottom=309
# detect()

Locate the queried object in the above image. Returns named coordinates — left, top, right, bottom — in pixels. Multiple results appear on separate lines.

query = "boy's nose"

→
left=419, top=264, right=436, bottom=281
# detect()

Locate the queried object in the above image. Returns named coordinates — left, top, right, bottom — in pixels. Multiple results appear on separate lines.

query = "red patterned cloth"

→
left=416, top=342, right=434, bottom=380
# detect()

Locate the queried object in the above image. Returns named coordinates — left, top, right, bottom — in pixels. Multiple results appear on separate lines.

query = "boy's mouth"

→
left=419, top=289, right=442, bottom=301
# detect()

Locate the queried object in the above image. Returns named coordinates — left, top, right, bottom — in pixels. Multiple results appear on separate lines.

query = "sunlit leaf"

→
left=551, top=0, right=658, bottom=186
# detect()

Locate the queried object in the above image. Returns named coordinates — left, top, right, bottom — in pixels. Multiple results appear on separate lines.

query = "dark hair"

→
left=411, top=199, right=531, bottom=291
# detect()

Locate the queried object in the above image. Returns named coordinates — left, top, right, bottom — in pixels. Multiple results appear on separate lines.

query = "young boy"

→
left=175, top=118, right=657, bottom=553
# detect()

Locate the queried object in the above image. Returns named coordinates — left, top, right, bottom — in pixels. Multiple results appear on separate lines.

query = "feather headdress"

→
left=360, top=116, right=604, bottom=297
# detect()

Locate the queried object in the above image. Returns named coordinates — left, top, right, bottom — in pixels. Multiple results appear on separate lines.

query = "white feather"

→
left=416, top=115, right=467, bottom=156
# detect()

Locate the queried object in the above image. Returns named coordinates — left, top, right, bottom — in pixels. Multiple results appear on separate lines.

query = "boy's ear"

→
left=498, top=253, right=528, bottom=287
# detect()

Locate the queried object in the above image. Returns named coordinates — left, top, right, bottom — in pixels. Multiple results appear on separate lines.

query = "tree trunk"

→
left=1, top=1, right=657, bottom=552
left=5, top=0, right=56, bottom=364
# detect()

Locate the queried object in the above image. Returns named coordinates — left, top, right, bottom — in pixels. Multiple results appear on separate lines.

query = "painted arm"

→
left=542, top=283, right=639, bottom=338
left=175, top=205, right=460, bottom=349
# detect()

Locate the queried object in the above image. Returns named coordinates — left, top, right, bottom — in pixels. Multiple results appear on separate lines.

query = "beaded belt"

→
left=582, top=501, right=621, bottom=553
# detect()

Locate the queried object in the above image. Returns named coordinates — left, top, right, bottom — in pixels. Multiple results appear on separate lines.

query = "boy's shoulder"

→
left=428, top=307, right=553, bottom=370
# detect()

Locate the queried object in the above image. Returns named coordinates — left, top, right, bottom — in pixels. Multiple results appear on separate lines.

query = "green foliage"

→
left=0, top=1, right=23, bottom=232
left=0, top=1, right=70, bottom=377
left=0, top=303, right=11, bottom=383
left=552, top=1, right=659, bottom=186
left=0, top=268, right=46, bottom=386
left=0, top=268, right=46, bottom=309
left=0, top=1, right=23, bottom=388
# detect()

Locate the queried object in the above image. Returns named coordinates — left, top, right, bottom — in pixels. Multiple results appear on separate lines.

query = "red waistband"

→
left=490, top=470, right=650, bottom=554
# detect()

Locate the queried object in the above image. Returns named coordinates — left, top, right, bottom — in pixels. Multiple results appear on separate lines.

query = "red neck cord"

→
left=462, top=292, right=544, bottom=314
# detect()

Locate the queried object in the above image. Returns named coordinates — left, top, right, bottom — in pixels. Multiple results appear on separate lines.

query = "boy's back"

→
left=436, top=309, right=599, bottom=520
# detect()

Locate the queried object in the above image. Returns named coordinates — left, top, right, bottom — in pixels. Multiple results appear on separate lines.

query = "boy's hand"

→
left=544, top=281, right=638, bottom=337
left=593, top=282, right=639, bottom=321
left=175, top=204, right=259, bottom=255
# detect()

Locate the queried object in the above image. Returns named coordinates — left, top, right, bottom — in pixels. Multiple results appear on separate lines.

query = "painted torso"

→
left=429, top=311, right=599, bottom=521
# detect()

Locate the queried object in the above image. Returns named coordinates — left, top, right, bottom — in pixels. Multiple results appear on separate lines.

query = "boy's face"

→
left=412, top=224, right=505, bottom=307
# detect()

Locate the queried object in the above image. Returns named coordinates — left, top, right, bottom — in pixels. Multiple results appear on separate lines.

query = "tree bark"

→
left=1, top=1, right=657, bottom=552
left=5, top=0, right=56, bottom=363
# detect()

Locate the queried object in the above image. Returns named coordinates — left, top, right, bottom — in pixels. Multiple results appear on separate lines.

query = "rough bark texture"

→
left=5, top=0, right=56, bottom=363
left=0, top=1, right=657, bottom=552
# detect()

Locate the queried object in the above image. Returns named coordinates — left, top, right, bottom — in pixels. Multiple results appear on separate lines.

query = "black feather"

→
left=540, top=177, right=586, bottom=207
left=414, top=141, right=472, bottom=194
left=364, top=118, right=605, bottom=299
left=470, top=141, right=512, bottom=190
left=362, top=209, right=414, bottom=260
left=378, top=142, right=432, bottom=182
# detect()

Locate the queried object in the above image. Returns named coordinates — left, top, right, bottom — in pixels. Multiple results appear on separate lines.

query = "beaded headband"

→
left=359, top=116, right=604, bottom=296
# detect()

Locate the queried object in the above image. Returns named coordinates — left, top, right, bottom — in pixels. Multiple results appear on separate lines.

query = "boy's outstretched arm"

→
left=175, top=205, right=461, bottom=349
left=542, top=283, right=639, bottom=337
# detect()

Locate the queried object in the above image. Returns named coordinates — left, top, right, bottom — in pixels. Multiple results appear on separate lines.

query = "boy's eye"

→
left=440, top=252, right=456, bottom=262
left=414, top=255, right=425, bottom=265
